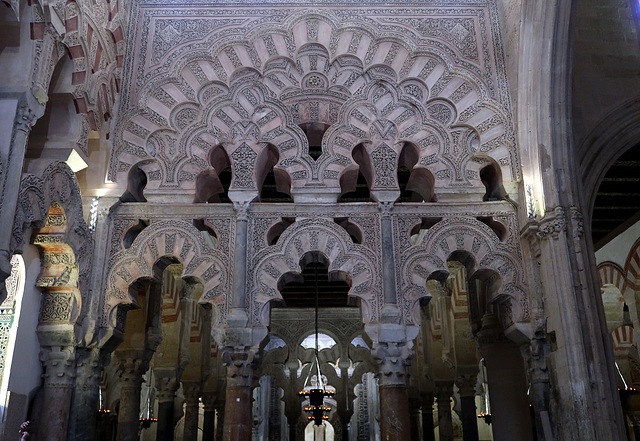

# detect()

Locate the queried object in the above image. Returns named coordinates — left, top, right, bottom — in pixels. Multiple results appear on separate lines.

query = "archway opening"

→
left=300, top=122, right=331, bottom=161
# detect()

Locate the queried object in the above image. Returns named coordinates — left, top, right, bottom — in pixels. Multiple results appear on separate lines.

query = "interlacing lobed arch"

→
left=112, top=8, right=517, bottom=202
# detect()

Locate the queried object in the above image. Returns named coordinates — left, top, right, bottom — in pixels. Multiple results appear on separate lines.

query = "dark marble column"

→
left=115, top=354, right=146, bottom=441
left=222, top=347, right=257, bottom=441
left=435, top=381, right=454, bottom=441
left=202, top=393, right=216, bottom=441
left=68, top=348, right=103, bottom=441
left=409, top=399, right=421, bottom=441
left=479, top=313, right=533, bottom=441
left=37, top=346, right=77, bottom=441
left=155, top=373, right=179, bottom=441
left=456, top=371, right=480, bottom=441
left=422, top=393, right=435, bottom=441
left=183, top=382, right=201, bottom=441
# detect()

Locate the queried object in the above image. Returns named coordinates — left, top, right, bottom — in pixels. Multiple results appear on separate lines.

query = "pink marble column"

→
left=221, top=347, right=256, bottom=441
left=371, top=340, right=413, bottom=441
left=37, top=346, right=76, bottom=441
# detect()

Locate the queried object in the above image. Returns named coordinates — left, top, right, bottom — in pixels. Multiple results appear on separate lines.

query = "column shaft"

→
left=156, top=402, right=175, bottom=441
left=37, top=346, right=76, bottom=441
left=379, top=386, right=411, bottom=441
left=482, top=342, right=533, bottom=441
left=460, top=396, right=479, bottom=441
left=116, top=380, right=143, bottom=441
left=68, top=348, right=102, bottom=441
left=436, top=384, right=454, bottom=441
left=183, top=393, right=200, bottom=441
left=422, top=394, right=435, bottom=441
left=223, top=386, right=252, bottom=441
left=203, top=410, right=216, bottom=441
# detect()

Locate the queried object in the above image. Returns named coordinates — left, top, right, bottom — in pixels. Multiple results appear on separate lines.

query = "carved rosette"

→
left=371, top=341, right=414, bottom=387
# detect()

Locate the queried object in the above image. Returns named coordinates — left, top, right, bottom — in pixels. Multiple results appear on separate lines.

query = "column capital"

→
left=155, top=372, right=179, bottom=404
left=115, top=350, right=149, bottom=387
left=14, top=104, right=39, bottom=133
left=182, top=381, right=202, bottom=403
left=371, top=340, right=414, bottom=387
left=434, top=380, right=454, bottom=402
left=40, top=345, right=76, bottom=388
left=202, top=392, right=217, bottom=411
left=222, top=346, right=259, bottom=388
left=455, top=369, right=479, bottom=398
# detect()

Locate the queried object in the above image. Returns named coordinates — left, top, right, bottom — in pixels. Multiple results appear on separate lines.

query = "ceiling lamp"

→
left=298, top=265, right=334, bottom=425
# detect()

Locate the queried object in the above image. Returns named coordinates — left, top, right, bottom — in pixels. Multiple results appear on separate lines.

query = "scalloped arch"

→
left=400, top=216, right=528, bottom=326
left=103, top=220, right=230, bottom=329
left=249, top=218, right=381, bottom=327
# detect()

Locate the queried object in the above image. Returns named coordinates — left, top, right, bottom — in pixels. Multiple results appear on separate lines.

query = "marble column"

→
left=527, top=331, right=551, bottom=441
left=421, top=393, right=435, bottom=441
left=478, top=314, right=533, bottom=441
left=435, top=381, right=454, bottom=441
left=115, top=354, right=146, bottom=441
left=68, top=348, right=103, bottom=441
left=202, top=393, right=216, bottom=441
left=409, top=399, right=420, bottom=441
left=0, top=100, right=41, bottom=302
left=371, top=340, right=412, bottom=441
left=215, top=404, right=224, bottom=441
left=183, top=382, right=201, bottom=441
left=37, top=346, right=77, bottom=441
left=456, top=371, right=479, bottom=441
left=155, top=372, right=179, bottom=441
left=222, top=346, right=257, bottom=441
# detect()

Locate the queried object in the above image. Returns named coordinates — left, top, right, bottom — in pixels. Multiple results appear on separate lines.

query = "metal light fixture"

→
left=298, top=265, right=334, bottom=426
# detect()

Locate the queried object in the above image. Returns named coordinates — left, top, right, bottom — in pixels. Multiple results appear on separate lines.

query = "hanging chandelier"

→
left=298, top=264, right=334, bottom=426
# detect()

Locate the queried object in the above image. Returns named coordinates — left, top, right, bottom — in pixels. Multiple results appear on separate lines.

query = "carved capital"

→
left=116, top=351, right=148, bottom=389
left=371, top=340, right=414, bottom=387
left=202, top=392, right=217, bottom=412
left=40, top=346, right=76, bottom=388
left=233, top=201, right=251, bottom=219
left=74, top=348, right=102, bottom=391
left=476, top=312, right=508, bottom=348
left=377, top=201, right=394, bottom=217
left=14, top=104, right=39, bottom=133
left=434, top=380, right=454, bottom=404
left=568, top=206, right=584, bottom=238
left=536, top=207, right=567, bottom=240
left=222, top=346, right=259, bottom=388
left=182, top=381, right=202, bottom=405
left=455, top=370, right=478, bottom=398
left=155, top=374, right=179, bottom=403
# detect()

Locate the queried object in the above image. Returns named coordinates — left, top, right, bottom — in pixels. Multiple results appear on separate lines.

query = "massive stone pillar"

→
left=222, top=346, right=257, bottom=441
left=422, top=393, right=436, bottom=441
left=37, top=346, right=77, bottom=441
left=527, top=331, right=552, bottom=441
left=115, top=353, right=147, bottom=441
left=183, top=382, right=201, bottom=441
left=371, top=339, right=413, bottom=441
left=202, top=393, right=217, bottom=441
left=478, top=313, right=533, bottom=441
left=435, top=381, right=454, bottom=441
left=456, top=370, right=480, bottom=441
left=68, top=348, right=103, bottom=441
left=155, top=371, right=179, bottom=441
